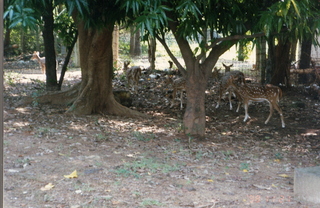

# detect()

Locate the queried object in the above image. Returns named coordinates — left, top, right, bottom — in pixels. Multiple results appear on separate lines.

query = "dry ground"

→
left=3, top=60, right=320, bottom=208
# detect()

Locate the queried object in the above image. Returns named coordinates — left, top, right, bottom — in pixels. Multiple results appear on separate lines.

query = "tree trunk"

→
left=299, top=38, right=312, bottom=69
left=298, top=38, right=313, bottom=84
left=130, top=26, right=135, bottom=56
left=42, top=0, right=58, bottom=91
left=130, top=26, right=141, bottom=57
left=148, top=37, right=156, bottom=70
left=3, top=23, right=11, bottom=57
left=67, top=19, right=144, bottom=117
left=183, top=64, right=208, bottom=138
left=256, top=37, right=267, bottom=84
left=58, top=31, right=78, bottom=90
left=237, top=41, right=245, bottom=61
left=134, top=28, right=141, bottom=56
left=290, top=39, right=298, bottom=62
left=270, top=37, right=291, bottom=87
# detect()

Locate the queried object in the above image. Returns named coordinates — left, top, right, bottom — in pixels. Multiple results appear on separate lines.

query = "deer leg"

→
left=228, top=89, right=233, bottom=110
left=265, top=101, right=274, bottom=125
left=243, top=102, right=251, bottom=122
left=272, top=102, right=286, bottom=128
left=170, top=89, right=177, bottom=108
left=215, top=89, right=222, bottom=108
left=180, top=90, right=183, bottom=109
left=236, top=101, right=241, bottom=112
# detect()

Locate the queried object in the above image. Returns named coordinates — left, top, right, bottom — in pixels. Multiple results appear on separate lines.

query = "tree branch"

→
left=155, top=33, right=187, bottom=77
left=207, top=32, right=265, bottom=50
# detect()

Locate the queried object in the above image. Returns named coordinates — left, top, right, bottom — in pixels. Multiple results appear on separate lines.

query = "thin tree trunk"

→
left=134, top=28, right=141, bottom=56
left=42, top=0, right=58, bottom=91
left=256, top=37, right=267, bottom=84
left=148, top=37, right=156, bottom=70
left=237, top=41, right=245, bottom=61
left=58, top=31, right=78, bottom=90
left=298, top=38, right=312, bottom=84
left=129, top=26, right=135, bottom=56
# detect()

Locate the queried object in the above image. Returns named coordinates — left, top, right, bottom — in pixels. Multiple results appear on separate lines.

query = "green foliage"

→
left=258, top=0, right=320, bottom=43
left=54, top=7, right=77, bottom=47
left=4, top=1, right=39, bottom=30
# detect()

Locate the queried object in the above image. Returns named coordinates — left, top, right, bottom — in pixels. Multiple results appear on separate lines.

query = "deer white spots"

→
left=227, top=75, right=285, bottom=128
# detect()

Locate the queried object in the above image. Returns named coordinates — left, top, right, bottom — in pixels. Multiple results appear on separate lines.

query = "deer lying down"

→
left=228, top=75, right=285, bottom=128
left=123, top=61, right=142, bottom=93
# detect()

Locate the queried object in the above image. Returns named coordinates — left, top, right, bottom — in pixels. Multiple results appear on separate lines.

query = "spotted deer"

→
left=123, top=61, right=142, bottom=93
left=165, top=75, right=186, bottom=109
left=216, top=70, right=245, bottom=111
left=212, top=67, right=222, bottom=82
left=31, top=51, right=46, bottom=74
left=228, top=75, right=285, bottom=128
left=222, top=63, right=233, bottom=73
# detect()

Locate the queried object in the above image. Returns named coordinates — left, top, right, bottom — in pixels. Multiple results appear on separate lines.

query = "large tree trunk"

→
left=42, top=0, right=58, bottom=91
left=67, top=19, right=144, bottom=117
left=270, top=37, right=291, bottom=86
left=183, top=64, right=208, bottom=137
left=298, top=38, right=313, bottom=84
left=299, top=38, right=312, bottom=69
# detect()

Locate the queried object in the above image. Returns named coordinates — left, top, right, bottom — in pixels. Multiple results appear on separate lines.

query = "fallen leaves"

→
left=64, top=170, right=78, bottom=179
left=40, top=183, right=54, bottom=191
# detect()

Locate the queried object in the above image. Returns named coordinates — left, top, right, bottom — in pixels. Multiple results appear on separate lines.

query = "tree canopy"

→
left=5, top=0, right=320, bottom=137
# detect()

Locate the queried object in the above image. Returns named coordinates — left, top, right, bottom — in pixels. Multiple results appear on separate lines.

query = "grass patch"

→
left=140, top=198, right=164, bottom=207
left=113, top=157, right=181, bottom=178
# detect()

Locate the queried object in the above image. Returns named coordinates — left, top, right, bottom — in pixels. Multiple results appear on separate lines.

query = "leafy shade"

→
left=4, top=4, right=38, bottom=30
left=68, top=0, right=127, bottom=29
left=258, top=0, right=320, bottom=44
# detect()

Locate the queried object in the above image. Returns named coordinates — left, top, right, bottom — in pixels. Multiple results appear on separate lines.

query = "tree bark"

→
left=66, top=18, right=144, bottom=117
left=256, top=37, right=267, bottom=84
left=148, top=37, right=156, bottom=70
left=58, top=31, right=78, bottom=90
left=130, top=26, right=141, bottom=57
left=42, top=0, right=58, bottom=91
left=183, top=64, right=208, bottom=137
left=299, top=38, right=312, bottom=69
left=270, top=37, right=291, bottom=87
left=134, top=28, right=141, bottom=56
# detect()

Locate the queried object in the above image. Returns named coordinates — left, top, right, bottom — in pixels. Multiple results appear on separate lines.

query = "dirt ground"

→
left=3, top=60, right=320, bottom=208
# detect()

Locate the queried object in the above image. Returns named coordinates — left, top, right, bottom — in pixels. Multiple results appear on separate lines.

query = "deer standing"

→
left=216, top=70, right=245, bottom=110
left=31, top=51, right=46, bottom=74
left=165, top=75, right=186, bottom=109
left=123, top=61, right=142, bottom=93
left=228, top=75, right=285, bottom=128
left=212, top=67, right=222, bottom=82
